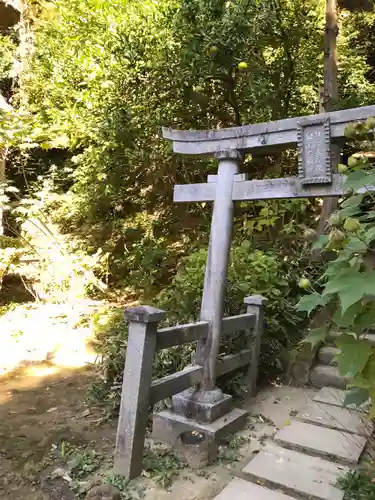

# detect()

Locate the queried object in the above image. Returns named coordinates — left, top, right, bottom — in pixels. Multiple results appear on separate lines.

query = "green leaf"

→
left=340, top=205, right=361, bottom=218
left=335, top=333, right=373, bottom=378
left=343, top=387, right=369, bottom=408
left=345, top=237, right=368, bottom=253
left=312, top=235, right=329, bottom=250
left=345, top=171, right=375, bottom=192
left=365, top=226, right=375, bottom=244
left=301, top=326, right=329, bottom=349
left=351, top=355, right=375, bottom=390
left=341, top=194, right=364, bottom=208
left=354, top=307, right=375, bottom=332
left=332, top=301, right=363, bottom=328
left=295, top=292, right=332, bottom=315
left=323, top=269, right=375, bottom=314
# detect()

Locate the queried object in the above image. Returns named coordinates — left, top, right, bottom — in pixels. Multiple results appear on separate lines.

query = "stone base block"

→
left=172, top=387, right=233, bottom=423
left=152, top=407, right=248, bottom=468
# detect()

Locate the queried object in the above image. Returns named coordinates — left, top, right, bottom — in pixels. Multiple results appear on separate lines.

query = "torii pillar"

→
left=152, top=104, right=375, bottom=462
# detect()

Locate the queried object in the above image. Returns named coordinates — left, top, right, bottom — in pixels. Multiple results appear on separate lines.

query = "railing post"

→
left=114, top=305, right=166, bottom=480
left=244, top=295, right=268, bottom=397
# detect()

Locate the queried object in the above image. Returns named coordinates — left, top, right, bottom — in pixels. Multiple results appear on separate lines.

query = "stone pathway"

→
left=215, top=387, right=373, bottom=500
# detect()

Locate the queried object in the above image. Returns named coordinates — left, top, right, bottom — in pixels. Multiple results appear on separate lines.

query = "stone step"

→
left=215, top=478, right=296, bottom=500
left=313, top=387, right=370, bottom=412
left=274, top=421, right=367, bottom=465
left=310, top=364, right=346, bottom=389
left=242, top=443, right=347, bottom=500
left=295, top=400, right=373, bottom=437
left=318, top=346, right=340, bottom=366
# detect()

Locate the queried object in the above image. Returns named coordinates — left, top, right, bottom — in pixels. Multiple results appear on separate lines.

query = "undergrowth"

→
left=89, top=241, right=309, bottom=414
left=338, top=469, right=375, bottom=500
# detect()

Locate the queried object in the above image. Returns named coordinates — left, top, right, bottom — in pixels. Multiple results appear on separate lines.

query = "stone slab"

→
left=318, top=346, right=340, bottom=366
left=174, top=175, right=347, bottom=203
left=153, top=407, right=248, bottom=443
left=313, top=387, right=370, bottom=412
left=163, top=105, right=375, bottom=155
left=172, top=388, right=233, bottom=423
left=274, top=421, right=366, bottom=465
left=310, top=365, right=346, bottom=389
left=242, top=443, right=347, bottom=500
left=296, top=400, right=372, bottom=437
left=152, top=407, right=248, bottom=467
left=215, top=478, right=296, bottom=500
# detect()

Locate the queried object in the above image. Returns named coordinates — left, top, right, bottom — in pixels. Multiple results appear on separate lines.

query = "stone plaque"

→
left=297, top=117, right=331, bottom=185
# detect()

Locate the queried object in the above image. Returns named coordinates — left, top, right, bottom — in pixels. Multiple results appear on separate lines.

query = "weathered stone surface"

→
left=310, top=365, right=346, bottom=389
left=172, top=387, right=233, bottom=423
left=152, top=407, right=248, bottom=466
left=242, top=443, right=347, bottom=500
left=297, top=116, right=331, bottom=185
left=163, top=105, right=375, bottom=155
left=313, top=387, right=370, bottom=412
left=244, top=296, right=267, bottom=396
left=114, top=316, right=160, bottom=479
left=150, top=366, right=204, bottom=405
left=85, top=485, right=121, bottom=500
left=174, top=175, right=347, bottom=203
left=215, top=478, right=296, bottom=500
left=197, top=150, right=240, bottom=391
left=274, top=421, right=366, bottom=465
left=124, top=305, right=165, bottom=324
left=295, top=401, right=372, bottom=437
left=318, top=346, right=340, bottom=366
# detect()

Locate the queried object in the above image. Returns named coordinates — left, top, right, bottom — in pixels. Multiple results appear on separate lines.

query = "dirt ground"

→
left=0, top=365, right=119, bottom=499
left=0, top=302, right=317, bottom=500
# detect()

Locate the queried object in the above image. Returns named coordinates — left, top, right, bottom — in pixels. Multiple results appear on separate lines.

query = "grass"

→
left=337, top=470, right=375, bottom=500
left=142, top=445, right=184, bottom=488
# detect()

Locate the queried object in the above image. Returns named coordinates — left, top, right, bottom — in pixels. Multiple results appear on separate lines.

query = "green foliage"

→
left=2, top=0, right=373, bottom=299
left=298, top=118, right=375, bottom=414
left=90, top=236, right=306, bottom=411
left=301, top=326, right=329, bottom=349
left=343, top=387, right=370, bottom=408
left=338, top=470, right=375, bottom=500
left=142, top=445, right=184, bottom=488
left=158, top=240, right=306, bottom=377
left=0, top=34, right=17, bottom=81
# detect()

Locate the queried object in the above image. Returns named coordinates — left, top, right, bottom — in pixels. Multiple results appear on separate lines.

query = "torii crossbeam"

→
left=163, top=104, right=375, bottom=395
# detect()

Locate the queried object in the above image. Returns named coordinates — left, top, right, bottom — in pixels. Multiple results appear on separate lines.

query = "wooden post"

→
left=114, top=305, right=165, bottom=480
left=244, top=295, right=268, bottom=396
left=317, top=0, right=340, bottom=235
left=197, top=150, right=242, bottom=391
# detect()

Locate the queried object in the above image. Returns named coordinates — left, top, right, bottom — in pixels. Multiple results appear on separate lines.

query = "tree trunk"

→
left=0, top=148, right=5, bottom=236
left=316, top=0, right=340, bottom=236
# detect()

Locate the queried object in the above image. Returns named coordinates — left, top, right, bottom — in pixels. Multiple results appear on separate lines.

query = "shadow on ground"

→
left=0, top=364, right=116, bottom=500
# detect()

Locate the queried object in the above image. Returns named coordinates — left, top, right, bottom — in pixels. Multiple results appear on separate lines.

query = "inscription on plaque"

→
left=297, top=117, right=331, bottom=185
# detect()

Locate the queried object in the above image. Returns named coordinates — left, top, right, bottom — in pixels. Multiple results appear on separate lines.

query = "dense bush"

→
left=2, top=0, right=374, bottom=295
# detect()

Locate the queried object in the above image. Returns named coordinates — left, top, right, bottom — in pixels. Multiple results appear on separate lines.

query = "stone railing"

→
left=114, top=295, right=266, bottom=479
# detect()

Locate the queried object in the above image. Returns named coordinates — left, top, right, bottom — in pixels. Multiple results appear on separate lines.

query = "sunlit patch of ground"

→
left=0, top=300, right=103, bottom=378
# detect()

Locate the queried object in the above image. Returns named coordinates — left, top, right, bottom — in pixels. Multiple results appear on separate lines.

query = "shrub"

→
left=297, top=118, right=375, bottom=413
left=91, top=239, right=306, bottom=412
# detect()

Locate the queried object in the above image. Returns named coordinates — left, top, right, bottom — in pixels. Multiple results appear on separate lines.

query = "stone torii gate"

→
left=157, top=104, right=375, bottom=432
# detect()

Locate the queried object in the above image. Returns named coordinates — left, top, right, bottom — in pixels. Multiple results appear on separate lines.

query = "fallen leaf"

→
left=47, top=407, right=57, bottom=413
